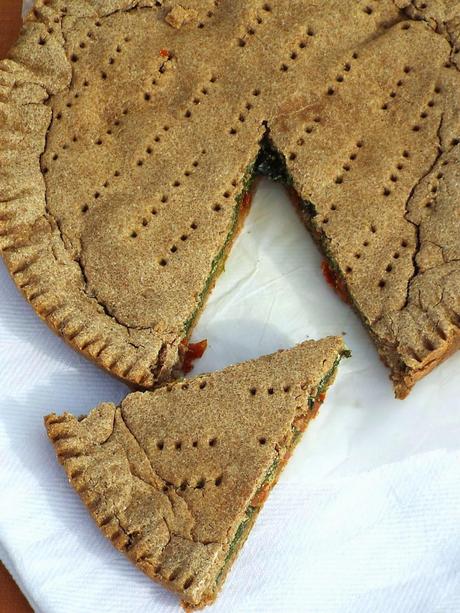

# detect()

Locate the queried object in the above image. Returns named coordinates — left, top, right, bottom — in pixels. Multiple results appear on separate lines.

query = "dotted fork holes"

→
left=305, top=116, right=320, bottom=134
left=183, top=577, right=194, bottom=590
left=335, top=141, right=362, bottom=180
left=169, top=223, right=197, bottom=254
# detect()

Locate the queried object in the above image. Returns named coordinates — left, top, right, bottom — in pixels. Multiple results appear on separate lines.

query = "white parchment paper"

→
left=1, top=177, right=459, bottom=613
left=1, top=4, right=460, bottom=608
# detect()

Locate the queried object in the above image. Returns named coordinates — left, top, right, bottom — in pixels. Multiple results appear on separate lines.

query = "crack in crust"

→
left=401, top=112, right=445, bottom=310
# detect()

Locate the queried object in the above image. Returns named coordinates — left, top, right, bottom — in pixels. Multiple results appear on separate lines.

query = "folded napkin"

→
left=0, top=112, right=459, bottom=612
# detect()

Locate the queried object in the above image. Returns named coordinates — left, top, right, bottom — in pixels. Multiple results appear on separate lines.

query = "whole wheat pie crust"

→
left=45, top=337, right=348, bottom=608
left=1, top=0, right=460, bottom=397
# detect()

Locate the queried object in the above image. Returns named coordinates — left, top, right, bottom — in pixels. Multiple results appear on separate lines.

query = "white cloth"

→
left=1, top=178, right=459, bottom=613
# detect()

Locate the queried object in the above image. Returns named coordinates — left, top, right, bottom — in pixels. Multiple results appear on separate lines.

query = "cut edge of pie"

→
left=255, top=134, right=460, bottom=398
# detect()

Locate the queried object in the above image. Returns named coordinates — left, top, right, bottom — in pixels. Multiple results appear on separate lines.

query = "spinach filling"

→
left=256, top=134, right=354, bottom=307
left=183, top=161, right=256, bottom=335
left=215, top=506, right=256, bottom=585
left=214, top=458, right=278, bottom=586
left=307, top=352, right=349, bottom=410
left=184, top=135, right=291, bottom=338
left=183, top=133, right=351, bottom=339
left=254, top=133, right=293, bottom=185
left=215, top=351, right=350, bottom=588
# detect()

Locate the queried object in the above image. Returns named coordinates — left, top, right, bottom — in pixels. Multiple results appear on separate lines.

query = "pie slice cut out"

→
left=1, top=0, right=459, bottom=396
left=45, top=336, right=348, bottom=608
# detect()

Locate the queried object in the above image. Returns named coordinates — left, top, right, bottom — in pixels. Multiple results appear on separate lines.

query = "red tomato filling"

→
left=181, top=339, right=208, bottom=374
left=312, top=392, right=326, bottom=414
left=321, top=260, right=350, bottom=304
left=250, top=482, right=270, bottom=508
left=240, top=191, right=253, bottom=212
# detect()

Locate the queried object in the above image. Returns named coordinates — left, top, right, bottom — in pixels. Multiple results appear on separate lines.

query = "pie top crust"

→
left=1, top=0, right=459, bottom=393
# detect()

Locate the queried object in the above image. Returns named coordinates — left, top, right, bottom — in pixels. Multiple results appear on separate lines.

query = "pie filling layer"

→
left=182, top=162, right=257, bottom=339
left=190, top=352, right=348, bottom=607
left=254, top=134, right=415, bottom=388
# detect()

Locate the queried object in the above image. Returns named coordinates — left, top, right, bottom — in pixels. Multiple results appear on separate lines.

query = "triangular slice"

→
left=45, top=337, right=348, bottom=608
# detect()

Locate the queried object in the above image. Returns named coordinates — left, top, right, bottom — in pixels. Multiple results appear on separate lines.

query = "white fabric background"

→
left=1, top=4, right=460, bottom=609
left=1, top=178, right=459, bottom=613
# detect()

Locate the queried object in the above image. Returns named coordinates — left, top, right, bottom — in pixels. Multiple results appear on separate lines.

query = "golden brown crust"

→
left=1, top=0, right=459, bottom=394
left=44, top=336, right=346, bottom=607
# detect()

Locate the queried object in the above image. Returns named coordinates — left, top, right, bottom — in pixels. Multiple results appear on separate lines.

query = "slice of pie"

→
left=45, top=336, right=348, bottom=608
left=1, top=0, right=459, bottom=396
